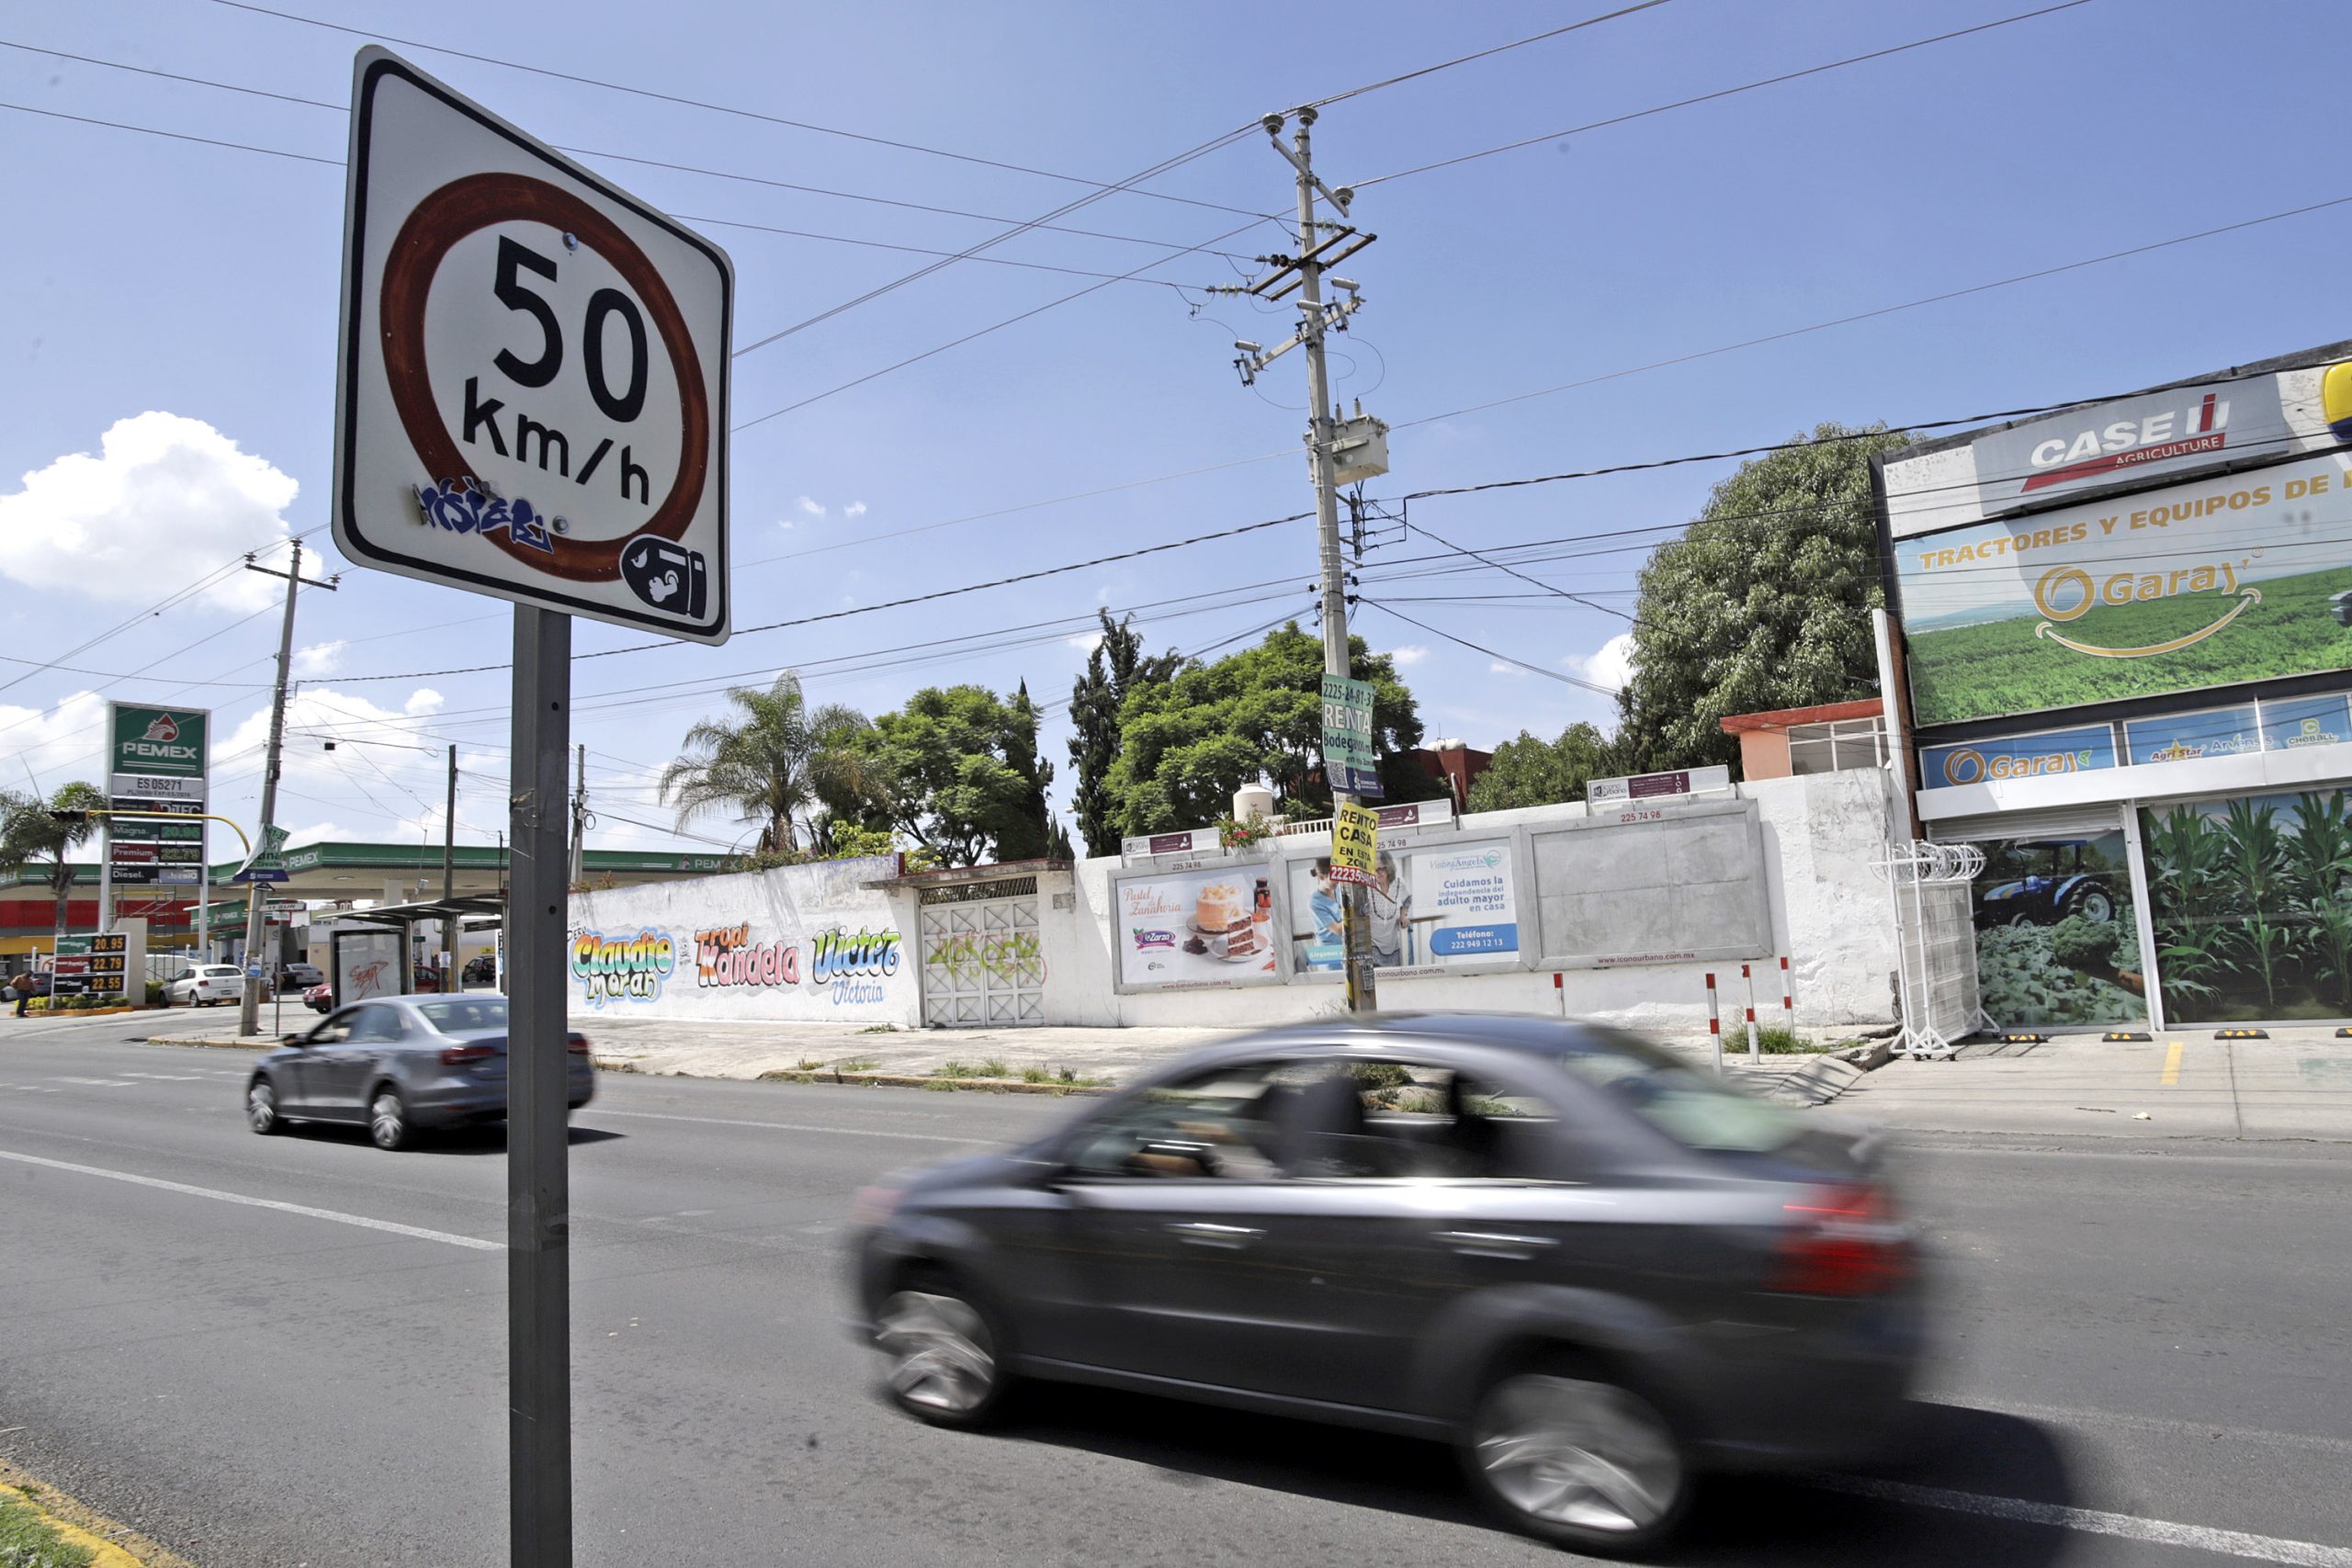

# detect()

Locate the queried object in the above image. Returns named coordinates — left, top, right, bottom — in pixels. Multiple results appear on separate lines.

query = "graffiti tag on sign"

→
left=571, top=928, right=676, bottom=1006
left=695, top=923, right=800, bottom=988
left=810, top=926, right=901, bottom=1006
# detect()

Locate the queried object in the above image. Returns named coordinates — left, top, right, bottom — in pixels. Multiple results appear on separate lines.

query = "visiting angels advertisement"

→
left=1895, top=450, right=2352, bottom=727
left=1284, top=838, right=1523, bottom=976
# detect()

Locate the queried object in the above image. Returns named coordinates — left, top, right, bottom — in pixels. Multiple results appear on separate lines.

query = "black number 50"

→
left=492, top=235, right=649, bottom=421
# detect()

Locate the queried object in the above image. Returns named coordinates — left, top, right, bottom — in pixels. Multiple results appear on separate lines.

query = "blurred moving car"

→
left=303, top=981, right=334, bottom=1013
left=245, top=994, right=594, bottom=1150
left=848, top=1013, right=1924, bottom=1555
left=165, top=964, right=266, bottom=1007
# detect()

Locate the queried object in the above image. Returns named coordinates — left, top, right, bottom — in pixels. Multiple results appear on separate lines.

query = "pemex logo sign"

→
left=109, top=703, right=209, bottom=784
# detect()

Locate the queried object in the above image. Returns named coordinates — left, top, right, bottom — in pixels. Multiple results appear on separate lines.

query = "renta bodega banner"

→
left=1895, top=450, right=2352, bottom=727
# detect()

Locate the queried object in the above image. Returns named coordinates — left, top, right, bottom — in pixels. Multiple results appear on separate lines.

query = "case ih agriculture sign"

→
left=333, top=48, right=734, bottom=642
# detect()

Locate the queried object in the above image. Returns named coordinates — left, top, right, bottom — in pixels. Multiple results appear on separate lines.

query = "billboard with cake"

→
left=1112, top=863, right=1282, bottom=989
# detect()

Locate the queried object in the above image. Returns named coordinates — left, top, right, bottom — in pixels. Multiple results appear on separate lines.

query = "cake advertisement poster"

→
left=1114, top=864, right=1280, bottom=988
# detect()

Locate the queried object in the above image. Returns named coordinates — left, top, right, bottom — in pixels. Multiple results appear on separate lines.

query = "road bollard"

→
left=1705, top=972, right=1723, bottom=1074
left=1780, top=954, right=1794, bottom=1029
left=1742, top=963, right=1760, bottom=1064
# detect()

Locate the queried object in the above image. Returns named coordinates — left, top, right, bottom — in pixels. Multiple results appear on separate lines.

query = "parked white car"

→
left=165, top=964, right=260, bottom=1007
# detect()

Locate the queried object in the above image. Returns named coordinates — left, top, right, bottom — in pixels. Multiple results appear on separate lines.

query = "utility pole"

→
left=442, top=742, right=458, bottom=981
left=237, top=539, right=336, bottom=1036
left=567, top=744, right=587, bottom=888
left=1215, top=107, right=1385, bottom=1010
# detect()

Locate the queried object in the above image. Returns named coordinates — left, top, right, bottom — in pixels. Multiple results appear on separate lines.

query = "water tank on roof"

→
left=1233, top=784, right=1275, bottom=824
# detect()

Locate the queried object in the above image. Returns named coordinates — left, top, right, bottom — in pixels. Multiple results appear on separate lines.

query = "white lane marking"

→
left=1815, top=1475, right=2352, bottom=1566
left=585, top=1108, right=989, bottom=1145
left=120, top=1072, right=206, bottom=1081
left=54, top=1077, right=137, bottom=1088
left=1939, top=1394, right=2352, bottom=1460
left=0, top=1149, right=503, bottom=1252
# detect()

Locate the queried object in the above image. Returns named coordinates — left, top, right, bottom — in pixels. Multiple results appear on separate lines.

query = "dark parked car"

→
left=463, top=954, right=498, bottom=986
left=848, top=1014, right=1924, bottom=1555
left=245, top=995, right=594, bottom=1150
left=277, top=961, right=324, bottom=991
left=1972, top=839, right=2119, bottom=929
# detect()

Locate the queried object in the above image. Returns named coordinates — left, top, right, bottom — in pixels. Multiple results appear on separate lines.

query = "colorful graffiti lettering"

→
left=695, top=923, right=801, bottom=988
left=570, top=927, right=675, bottom=1007
left=924, top=929, right=1045, bottom=986
left=413, top=476, right=557, bottom=552
left=809, top=926, right=901, bottom=1006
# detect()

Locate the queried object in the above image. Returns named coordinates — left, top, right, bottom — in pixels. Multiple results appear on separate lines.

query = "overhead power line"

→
left=198, top=0, right=1280, bottom=220
left=1305, top=0, right=1676, bottom=108
left=1364, top=603, right=1622, bottom=695
left=1353, top=0, right=2100, bottom=186
left=0, top=38, right=1262, bottom=260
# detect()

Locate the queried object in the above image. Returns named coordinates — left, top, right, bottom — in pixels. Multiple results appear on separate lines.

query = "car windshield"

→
left=1556, top=1029, right=1803, bottom=1154
left=202, top=966, right=242, bottom=977
left=413, top=998, right=508, bottom=1033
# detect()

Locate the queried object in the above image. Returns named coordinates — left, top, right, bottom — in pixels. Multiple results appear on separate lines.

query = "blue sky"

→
left=4, top=0, right=2349, bottom=863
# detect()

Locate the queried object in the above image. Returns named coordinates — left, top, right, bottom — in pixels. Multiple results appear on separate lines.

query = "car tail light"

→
left=567, top=1033, right=591, bottom=1055
left=440, top=1043, right=495, bottom=1066
left=1771, top=1183, right=1912, bottom=1296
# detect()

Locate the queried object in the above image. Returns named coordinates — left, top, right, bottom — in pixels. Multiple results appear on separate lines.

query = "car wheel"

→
left=247, top=1077, right=283, bottom=1135
left=874, top=1278, right=1008, bottom=1428
left=368, top=1086, right=414, bottom=1151
left=1461, top=1359, right=1690, bottom=1557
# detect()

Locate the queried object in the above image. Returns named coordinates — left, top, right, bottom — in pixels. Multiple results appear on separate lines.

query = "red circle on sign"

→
left=379, top=172, right=708, bottom=583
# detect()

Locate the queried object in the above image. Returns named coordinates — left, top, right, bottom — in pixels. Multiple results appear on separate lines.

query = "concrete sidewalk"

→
left=1839, top=1028, right=2352, bottom=1140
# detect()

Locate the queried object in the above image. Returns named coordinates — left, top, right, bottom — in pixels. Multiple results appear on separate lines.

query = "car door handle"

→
left=1434, top=1230, right=1556, bottom=1258
left=1165, top=1222, right=1264, bottom=1249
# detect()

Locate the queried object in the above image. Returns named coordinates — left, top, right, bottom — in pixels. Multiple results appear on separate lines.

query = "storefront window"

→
left=2139, top=790, right=2352, bottom=1023
left=1968, top=831, right=2148, bottom=1028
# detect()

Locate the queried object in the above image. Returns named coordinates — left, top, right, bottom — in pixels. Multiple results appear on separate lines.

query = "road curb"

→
left=752, top=1067, right=1116, bottom=1095
left=0, top=1462, right=194, bottom=1568
left=140, top=1035, right=268, bottom=1051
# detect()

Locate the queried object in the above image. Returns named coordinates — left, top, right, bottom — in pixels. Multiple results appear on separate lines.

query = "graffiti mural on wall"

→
left=695, top=924, right=801, bottom=988
left=570, top=928, right=677, bottom=1007
left=922, top=929, right=1044, bottom=987
left=810, top=926, right=903, bottom=1006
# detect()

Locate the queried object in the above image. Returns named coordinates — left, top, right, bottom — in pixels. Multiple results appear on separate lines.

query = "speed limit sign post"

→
left=333, top=47, right=733, bottom=1567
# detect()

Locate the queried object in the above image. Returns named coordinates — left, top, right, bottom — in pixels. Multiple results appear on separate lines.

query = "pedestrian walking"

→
left=9, top=972, right=33, bottom=1019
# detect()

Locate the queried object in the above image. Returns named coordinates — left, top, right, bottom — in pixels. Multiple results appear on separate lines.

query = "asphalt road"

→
left=4, top=1017, right=2350, bottom=1568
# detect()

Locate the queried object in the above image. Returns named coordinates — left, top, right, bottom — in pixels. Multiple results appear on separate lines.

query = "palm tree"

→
left=658, top=672, right=871, bottom=857
left=0, top=781, right=107, bottom=943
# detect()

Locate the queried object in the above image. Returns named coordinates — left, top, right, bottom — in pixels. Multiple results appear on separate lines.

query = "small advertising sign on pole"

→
left=1330, top=801, right=1380, bottom=886
left=1319, top=674, right=1383, bottom=799
left=333, top=46, right=733, bottom=1567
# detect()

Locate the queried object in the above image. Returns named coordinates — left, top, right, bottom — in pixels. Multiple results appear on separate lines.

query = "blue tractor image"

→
left=1972, top=839, right=2120, bottom=930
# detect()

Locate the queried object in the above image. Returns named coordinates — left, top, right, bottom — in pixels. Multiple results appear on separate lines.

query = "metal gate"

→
left=918, top=877, right=1046, bottom=1028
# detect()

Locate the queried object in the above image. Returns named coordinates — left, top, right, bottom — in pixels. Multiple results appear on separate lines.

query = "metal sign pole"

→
left=508, top=605, right=572, bottom=1566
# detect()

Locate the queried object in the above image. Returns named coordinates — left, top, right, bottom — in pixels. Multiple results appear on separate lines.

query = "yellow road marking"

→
left=2162, top=1041, right=2185, bottom=1086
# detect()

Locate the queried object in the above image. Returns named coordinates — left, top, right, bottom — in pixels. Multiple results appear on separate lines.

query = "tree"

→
left=0, top=781, right=107, bottom=942
left=1046, top=816, right=1075, bottom=860
left=1067, top=609, right=1181, bottom=856
left=1003, top=680, right=1055, bottom=861
left=859, top=684, right=1046, bottom=866
left=1467, top=723, right=1615, bottom=812
left=1103, top=622, right=1442, bottom=836
left=1612, top=423, right=1913, bottom=773
left=658, top=671, right=870, bottom=855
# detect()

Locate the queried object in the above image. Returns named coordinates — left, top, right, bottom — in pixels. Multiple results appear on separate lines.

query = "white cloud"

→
left=1565, top=632, right=1636, bottom=692
left=1066, top=629, right=1105, bottom=653
left=1386, top=644, right=1429, bottom=666
left=292, top=640, right=345, bottom=678
left=775, top=517, right=794, bottom=531
left=403, top=689, right=444, bottom=716
left=0, top=691, right=116, bottom=795
left=285, top=820, right=352, bottom=849
left=842, top=501, right=867, bottom=520
left=0, top=413, right=297, bottom=611
left=1489, top=660, right=1530, bottom=678
left=796, top=496, right=827, bottom=518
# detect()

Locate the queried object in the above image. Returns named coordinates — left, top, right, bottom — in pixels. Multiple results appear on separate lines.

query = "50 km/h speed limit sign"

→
left=334, top=47, right=733, bottom=643
left=331, top=47, right=737, bottom=1568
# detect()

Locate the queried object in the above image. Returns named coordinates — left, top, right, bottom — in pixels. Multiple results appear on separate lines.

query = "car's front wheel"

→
left=874, top=1279, right=1007, bottom=1428
left=1462, top=1359, right=1690, bottom=1557
left=368, top=1086, right=414, bottom=1151
left=246, top=1077, right=282, bottom=1134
